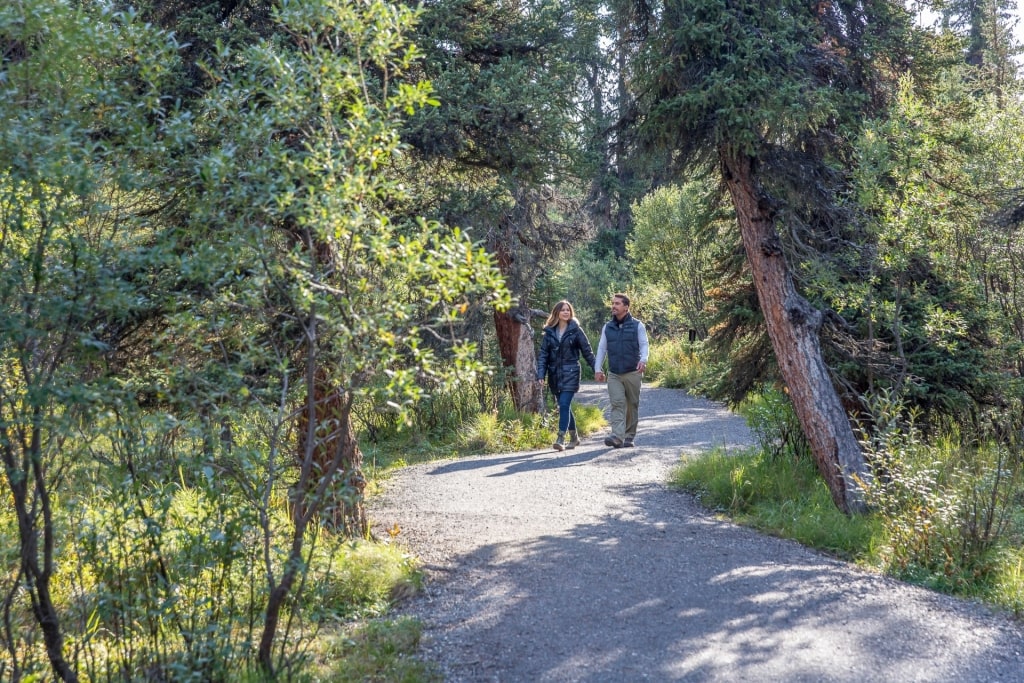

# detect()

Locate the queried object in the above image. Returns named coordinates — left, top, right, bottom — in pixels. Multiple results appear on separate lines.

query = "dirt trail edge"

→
left=368, top=384, right=1024, bottom=682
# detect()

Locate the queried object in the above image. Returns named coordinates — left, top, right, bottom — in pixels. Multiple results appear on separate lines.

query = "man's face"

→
left=611, top=297, right=627, bottom=318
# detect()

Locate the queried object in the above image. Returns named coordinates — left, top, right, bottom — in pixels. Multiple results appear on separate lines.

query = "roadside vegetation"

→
left=0, top=367, right=603, bottom=680
left=361, top=383, right=606, bottom=478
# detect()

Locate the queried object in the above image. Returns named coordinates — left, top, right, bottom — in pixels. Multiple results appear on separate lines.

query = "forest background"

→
left=2, top=0, right=1023, bottom=680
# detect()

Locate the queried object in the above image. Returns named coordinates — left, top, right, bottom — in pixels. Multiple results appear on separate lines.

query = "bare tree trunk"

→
left=2, top=419, right=78, bottom=682
left=494, top=300, right=543, bottom=413
left=259, top=313, right=367, bottom=674
left=720, top=148, right=870, bottom=515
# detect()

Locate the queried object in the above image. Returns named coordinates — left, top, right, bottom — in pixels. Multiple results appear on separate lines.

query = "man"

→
left=594, top=293, right=649, bottom=448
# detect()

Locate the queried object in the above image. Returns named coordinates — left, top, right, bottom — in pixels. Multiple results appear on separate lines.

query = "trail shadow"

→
left=407, top=483, right=1024, bottom=682
left=381, top=386, right=1024, bottom=681
left=424, top=444, right=637, bottom=477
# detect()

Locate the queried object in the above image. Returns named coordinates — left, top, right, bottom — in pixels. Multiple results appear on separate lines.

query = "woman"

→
left=536, top=300, right=596, bottom=451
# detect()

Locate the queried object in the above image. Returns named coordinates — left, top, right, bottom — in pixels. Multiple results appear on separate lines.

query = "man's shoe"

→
left=623, top=437, right=635, bottom=448
left=553, top=432, right=566, bottom=452
left=604, top=435, right=624, bottom=448
left=566, top=431, right=581, bottom=449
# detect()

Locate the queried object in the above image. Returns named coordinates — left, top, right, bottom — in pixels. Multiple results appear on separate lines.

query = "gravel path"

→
left=368, top=383, right=1024, bottom=682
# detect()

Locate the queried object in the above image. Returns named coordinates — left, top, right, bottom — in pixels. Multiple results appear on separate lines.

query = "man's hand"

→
left=595, top=371, right=606, bottom=382
left=637, top=361, right=647, bottom=373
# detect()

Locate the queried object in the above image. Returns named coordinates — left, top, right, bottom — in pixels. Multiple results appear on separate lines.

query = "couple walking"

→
left=536, top=294, right=650, bottom=451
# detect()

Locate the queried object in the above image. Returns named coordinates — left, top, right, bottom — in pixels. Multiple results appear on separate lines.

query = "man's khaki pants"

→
left=607, top=370, right=642, bottom=440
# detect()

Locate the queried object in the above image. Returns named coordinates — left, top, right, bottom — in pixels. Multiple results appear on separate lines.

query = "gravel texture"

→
left=368, top=383, right=1024, bottom=682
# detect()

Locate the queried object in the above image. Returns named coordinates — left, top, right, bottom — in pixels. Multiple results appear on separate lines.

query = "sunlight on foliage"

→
left=645, top=338, right=708, bottom=391
left=458, top=401, right=605, bottom=454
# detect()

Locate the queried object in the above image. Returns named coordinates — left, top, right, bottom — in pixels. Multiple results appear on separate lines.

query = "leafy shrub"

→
left=738, top=385, right=811, bottom=462
left=646, top=338, right=707, bottom=391
left=858, top=391, right=1023, bottom=591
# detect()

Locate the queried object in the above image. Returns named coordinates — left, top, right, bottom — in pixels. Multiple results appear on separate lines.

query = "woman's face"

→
left=558, top=306, right=572, bottom=321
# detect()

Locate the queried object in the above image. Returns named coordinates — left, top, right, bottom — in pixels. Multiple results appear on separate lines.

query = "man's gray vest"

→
left=604, top=313, right=640, bottom=375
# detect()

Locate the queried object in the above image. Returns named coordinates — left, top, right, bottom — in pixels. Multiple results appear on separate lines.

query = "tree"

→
left=398, top=0, right=599, bottom=411
left=627, top=180, right=732, bottom=338
left=1, top=0, right=508, bottom=678
left=0, top=2, right=185, bottom=678
left=938, top=0, right=1021, bottom=77
left=580, top=1, right=657, bottom=257
left=620, top=0, right=924, bottom=513
left=181, top=0, right=508, bottom=670
left=841, top=77, right=1008, bottom=416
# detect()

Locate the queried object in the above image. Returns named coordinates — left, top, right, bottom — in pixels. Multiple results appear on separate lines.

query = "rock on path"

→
left=368, top=384, right=1024, bottom=682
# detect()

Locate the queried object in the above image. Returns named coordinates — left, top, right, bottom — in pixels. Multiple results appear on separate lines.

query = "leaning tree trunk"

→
left=720, top=148, right=870, bottom=515
left=494, top=299, right=544, bottom=413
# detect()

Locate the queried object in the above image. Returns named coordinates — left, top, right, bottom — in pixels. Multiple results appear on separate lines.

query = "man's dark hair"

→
left=613, top=293, right=630, bottom=307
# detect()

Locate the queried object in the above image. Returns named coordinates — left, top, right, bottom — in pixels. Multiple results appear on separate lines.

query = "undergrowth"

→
left=672, top=389, right=1024, bottom=617
left=671, top=448, right=878, bottom=558
left=313, top=617, right=440, bottom=682
left=646, top=338, right=706, bottom=390
left=363, top=399, right=606, bottom=478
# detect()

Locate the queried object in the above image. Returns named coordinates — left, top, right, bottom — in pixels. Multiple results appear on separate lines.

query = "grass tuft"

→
left=315, top=617, right=441, bottom=682
left=459, top=401, right=605, bottom=453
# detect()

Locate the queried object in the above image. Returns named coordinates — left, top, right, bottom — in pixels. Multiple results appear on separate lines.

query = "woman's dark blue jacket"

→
left=536, top=320, right=596, bottom=394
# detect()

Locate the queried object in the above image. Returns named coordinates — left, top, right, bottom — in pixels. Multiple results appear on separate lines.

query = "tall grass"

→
left=459, top=400, right=605, bottom=454
left=646, top=338, right=706, bottom=390
left=672, top=448, right=878, bottom=558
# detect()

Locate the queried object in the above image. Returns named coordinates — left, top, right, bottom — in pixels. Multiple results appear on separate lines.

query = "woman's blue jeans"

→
left=556, top=391, right=577, bottom=433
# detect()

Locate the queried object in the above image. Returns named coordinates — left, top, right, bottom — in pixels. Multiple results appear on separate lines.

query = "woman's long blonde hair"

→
left=544, top=300, right=576, bottom=328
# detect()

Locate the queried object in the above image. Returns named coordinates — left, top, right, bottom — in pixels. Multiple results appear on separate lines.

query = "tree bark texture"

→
left=494, top=302, right=543, bottom=413
left=295, top=366, right=367, bottom=537
left=720, top=148, right=870, bottom=515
